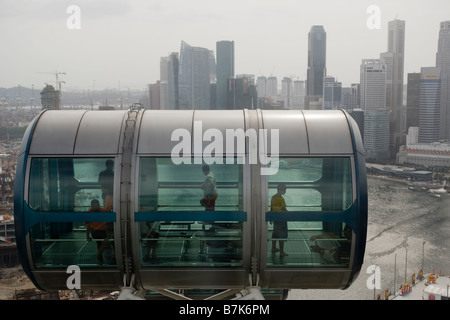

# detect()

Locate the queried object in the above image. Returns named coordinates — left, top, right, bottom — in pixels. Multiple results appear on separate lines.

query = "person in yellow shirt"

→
left=271, top=184, right=288, bottom=257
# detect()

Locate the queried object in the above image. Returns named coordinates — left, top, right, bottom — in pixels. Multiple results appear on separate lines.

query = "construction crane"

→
left=37, top=71, right=66, bottom=92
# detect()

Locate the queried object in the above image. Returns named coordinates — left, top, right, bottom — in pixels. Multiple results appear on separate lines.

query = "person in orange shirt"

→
left=86, top=199, right=111, bottom=264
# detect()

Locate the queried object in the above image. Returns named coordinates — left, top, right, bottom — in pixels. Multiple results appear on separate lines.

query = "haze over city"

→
left=1, top=0, right=450, bottom=90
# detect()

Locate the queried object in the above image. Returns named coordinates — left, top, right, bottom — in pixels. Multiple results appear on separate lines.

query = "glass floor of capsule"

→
left=140, top=222, right=244, bottom=267
left=30, top=225, right=117, bottom=268
left=266, top=229, right=351, bottom=268
left=29, top=225, right=350, bottom=269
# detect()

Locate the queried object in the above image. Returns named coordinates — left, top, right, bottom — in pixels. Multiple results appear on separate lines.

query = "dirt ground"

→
left=0, top=266, right=37, bottom=300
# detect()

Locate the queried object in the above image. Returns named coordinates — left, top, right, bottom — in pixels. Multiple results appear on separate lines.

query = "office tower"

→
left=178, top=41, right=216, bottom=110
left=364, top=111, right=391, bottom=159
left=436, top=21, right=450, bottom=71
left=360, top=59, right=387, bottom=111
left=227, top=75, right=257, bottom=109
left=40, top=84, right=61, bottom=110
left=406, top=73, right=421, bottom=130
left=168, top=53, right=179, bottom=110
left=266, top=76, right=278, bottom=100
left=293, top=80, right=305, bottom=109
left=257, top=76, right=267, bottom=98
left=160, top=53, right=179, bottom=109
left=216, top=41, right=234, bottom=109
left=160, top=56, right=169, bottom=109
left=281, top=77, right=293, bottom=109
left=341, top=84, right=360, bottom=111
left=306, top=25, right=326, bottom=96
left=323, top=76, right=342, bottom=110
left=360, top=59, right=389, bottom=159
left=381, top=19, right=406, bottom=158
left=149, top=82, right=161, bottom=110
left=419, top=67, right=441, bottom=143
left=385, top=20, right=405, bottom=116
left=436, top=21, right=450, bottom=140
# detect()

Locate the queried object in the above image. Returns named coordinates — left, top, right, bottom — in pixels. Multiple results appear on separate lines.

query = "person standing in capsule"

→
left=271, top=184, right=288, bottom=257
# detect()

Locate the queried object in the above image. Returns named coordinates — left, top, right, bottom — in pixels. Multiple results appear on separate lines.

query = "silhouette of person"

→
left=271, top=184, right=288, bottom=257
left=200, top=165, right=218, bottom=211
left=98, top=159, right=114, bottom=207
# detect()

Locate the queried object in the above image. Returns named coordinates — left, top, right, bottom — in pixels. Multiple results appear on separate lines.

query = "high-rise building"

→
left=364, top=110, right=391, bottom=159
left=160, top=53, right=179, bottom=109
left=266, top=76, right=278, bottom=100
left=381, top=19, right=406, bottom=158
left=360, top=59, right=389, bottom=159
left=419, top=67, right=441, bottom=143
left=281, top=77, right=293, bottom=109
left=323, top=76, right=341, bottom=110
left=406, top=73, right=421, bottom=130
left=385, top=19, right=405, bottom=113
left=149, top=81, right=161, bottom=110
left=216, top=41, right=234, bottom=109
left=178, top=41, right=216, bottom=109
left=436, top=21, right=450, bottom=140
left=292, top=80, right=305, bottom=109
left=160, top=56, right=169, bottom=109
left=227, top=75, right=257, bottom=109
left=306, top=25, right=326, bottom=97
left=436, top=21, right=450, bottom=71
left=257, top=76, right=267, bottom=98
left=341, top=84, right=360, bottom=111
left=40, top=84, right=60, bottom=110
left=360, top=59, right=387, bottom=111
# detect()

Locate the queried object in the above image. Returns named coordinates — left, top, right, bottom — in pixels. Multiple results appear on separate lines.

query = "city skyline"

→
left=1, top=0, right=450, bottom=91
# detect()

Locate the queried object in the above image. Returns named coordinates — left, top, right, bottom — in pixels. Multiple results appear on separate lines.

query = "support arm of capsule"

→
left=231, top=274, right=265, bottom=300
left=117, top=274, right=144, bottom=300
left=232, top=287, right=265, bottom=300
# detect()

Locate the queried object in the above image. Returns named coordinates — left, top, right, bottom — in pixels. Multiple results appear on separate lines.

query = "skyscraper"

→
left=406, top=73, right=421, bottom=130
left=306, top=25, right=326, bottom=97
left=323, top=76, right=341, bottom=110
left=227, top=75, right=257, bottom=109
left=292, top=80, right=305, bottom=109
left=436, top=21, right=450, bottom=140
left=436, top=21, right=450, bottom=71
left=266, top=76, right=278, bottom=100
left=381, top=19, right=406, bottom=157
left=257, top=76, right=267, bottom=99
left=419, top=67, right=441, bottom=143
left=364, top=111, right=391, bottom=159
left=386, top=19, right=405, bottom=113
left=360, top=59, right=387, bottom=111
left=216, top=41, right=234, bottom=109
left=341, top=84, right=360, bottom=111
left=281, top=77, right=293, bottom=109
left=178, top=41, right=216, bottom=110
left=360, top=59, right=390, bottom=159
left=159, top=52, right=179, bottom=110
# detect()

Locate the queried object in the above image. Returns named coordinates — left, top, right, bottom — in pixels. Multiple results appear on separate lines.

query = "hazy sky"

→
left=1, top=0, right=450, bottom=91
